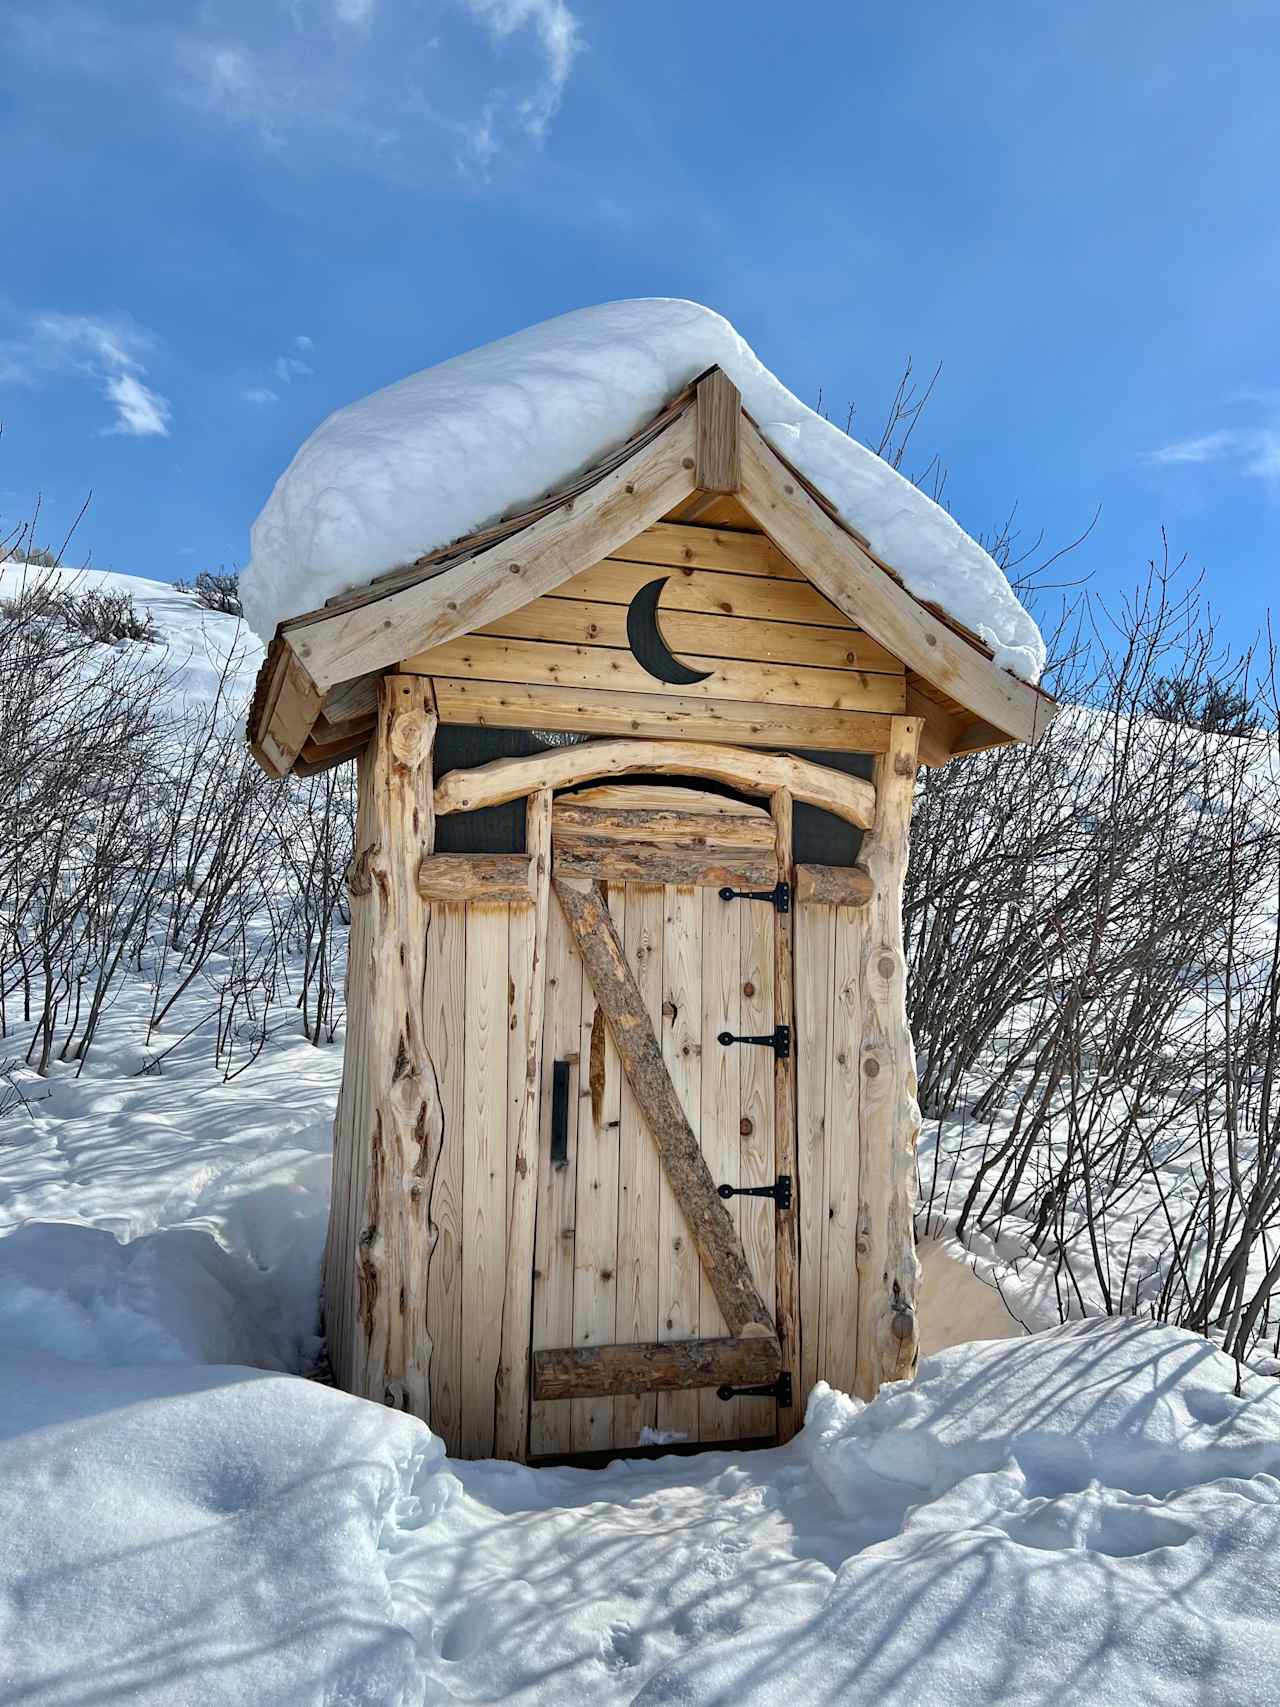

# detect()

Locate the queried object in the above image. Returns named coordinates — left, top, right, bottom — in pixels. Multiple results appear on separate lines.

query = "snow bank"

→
left=4, top=1320, right=1278, bottom=1705
left=0, top=1353, right=446, bottom=1707
left=243, top=299, right=1045, bottom=681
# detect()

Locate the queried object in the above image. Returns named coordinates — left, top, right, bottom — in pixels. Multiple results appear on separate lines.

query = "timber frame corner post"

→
left=326, top=674, right=441, bottom=1418
left=250, top=350, right=1054, bottom=1462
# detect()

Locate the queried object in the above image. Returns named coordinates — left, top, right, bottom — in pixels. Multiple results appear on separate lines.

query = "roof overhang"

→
left=247, top=369, right=1055, bottom=777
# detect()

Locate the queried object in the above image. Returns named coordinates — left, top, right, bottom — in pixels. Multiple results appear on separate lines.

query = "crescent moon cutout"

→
left=626, top=577, right=714, bottom=686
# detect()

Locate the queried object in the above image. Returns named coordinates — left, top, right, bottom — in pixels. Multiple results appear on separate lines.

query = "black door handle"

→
left=550, top=1059, right=570, bottom=1167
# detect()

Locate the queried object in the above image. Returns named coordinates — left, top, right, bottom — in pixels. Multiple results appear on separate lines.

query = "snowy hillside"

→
left=2, top=570, right=1279, bottom=1703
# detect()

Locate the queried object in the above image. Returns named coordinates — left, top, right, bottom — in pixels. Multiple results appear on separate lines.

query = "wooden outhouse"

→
left=248, top=366, right=1054, bottom=1460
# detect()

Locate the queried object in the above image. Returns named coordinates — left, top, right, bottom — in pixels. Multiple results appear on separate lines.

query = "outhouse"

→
left=245, top=304, right=1053, bottom=1460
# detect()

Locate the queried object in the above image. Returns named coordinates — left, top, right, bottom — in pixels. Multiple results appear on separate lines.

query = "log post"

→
left=770, top=788, right=803, bottom=1442
left=852, top=716, right=922, bottom=1398
left=352, top=674, right=441, bottom=1416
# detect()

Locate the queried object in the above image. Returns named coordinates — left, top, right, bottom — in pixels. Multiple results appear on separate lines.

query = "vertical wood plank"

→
left=461, top=902, right=510, bottom=1457
left=353, top=675, right=439, bottom=1417
left=493, top=788, right=552, bottom=1460
left=571, top=885, right=626, bottom=1452
left=699, top=888, right=742, bottom=1441
left=854, top=716, right=923, bottom=1398
left=794, top=901, right=834, bottom=1405
left=770, top=788, right=802, bottom=1442
left=737, top=876, right=777, bottom=1439
left=614, top=883, right=664, bottom=1446
left=823, top=904, right=862, bottom=1394
left=657, top=883, right=703, bottom=1443
left=423, top=902, right=466, bottom=1451
left=530, top=894, right=582, bottom=1456
left=695, top=369, right=742, bottom=494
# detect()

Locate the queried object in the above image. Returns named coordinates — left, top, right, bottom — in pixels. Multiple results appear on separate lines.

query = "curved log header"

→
left=433, top=737, right=878, bottom=829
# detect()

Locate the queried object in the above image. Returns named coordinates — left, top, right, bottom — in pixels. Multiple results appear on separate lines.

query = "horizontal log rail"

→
left=417, top=852, right=536, bottom=904
left=434, top=738, right=876, bottom=829
left=533, top=1333, right=781, bottom=1401
left=794, top=864, right=874, bottom=907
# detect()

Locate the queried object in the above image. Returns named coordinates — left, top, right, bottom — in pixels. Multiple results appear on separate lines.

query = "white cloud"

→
left=244, top=385, right=280, bottom=405
left=334, top=0, right=375, bottom=26
left=104, top=372, right=172, bottom=437
left=0, top=311, right=171, bottom=438
left=273, top=353, right=313, bottom=382
left=294, top=334, right=314, bottom=350
left=1147, top=424, right=1280, bottom=485
left=460, top=0, right=580, bottom=160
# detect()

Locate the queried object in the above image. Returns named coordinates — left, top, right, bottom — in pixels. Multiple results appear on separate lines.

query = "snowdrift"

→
left=2, top=1319, right=1277, bottom=1705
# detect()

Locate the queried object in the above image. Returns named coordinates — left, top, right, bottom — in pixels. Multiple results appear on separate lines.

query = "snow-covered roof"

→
left=242, top=300, right=1045, bottom=684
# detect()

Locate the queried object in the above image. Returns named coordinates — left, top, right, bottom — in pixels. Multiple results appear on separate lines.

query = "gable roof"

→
left=247, top=369, right=1055, bottom=777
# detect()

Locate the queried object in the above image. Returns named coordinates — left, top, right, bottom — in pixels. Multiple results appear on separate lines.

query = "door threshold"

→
left=529, top=1435, right=776, bottom=1471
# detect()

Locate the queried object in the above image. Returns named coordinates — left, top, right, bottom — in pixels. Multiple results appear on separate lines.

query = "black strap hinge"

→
left=718, top=1024, right=790, bottom=1060
left=717, top=1175, right=792, bottom=1211
left=717, top=1370, right=793, bottom=1407
left=718, top=881, right=790, bottom=914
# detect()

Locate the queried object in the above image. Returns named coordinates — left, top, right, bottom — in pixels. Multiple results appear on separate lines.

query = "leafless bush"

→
left=912, top=550, right=1280, bottom=1366
left=174, top=570, right=242, bottom=617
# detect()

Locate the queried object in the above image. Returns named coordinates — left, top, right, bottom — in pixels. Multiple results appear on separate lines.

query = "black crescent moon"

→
left=625, top=577, right=713, bottom=686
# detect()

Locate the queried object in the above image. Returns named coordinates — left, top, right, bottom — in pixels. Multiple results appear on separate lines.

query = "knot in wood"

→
left=863, top=1056, right=881, bottom=1078
left=739, top=1117, right=753, bottom=1138
left=891, top=1307, right=916, bottom=1343
left=390, top=710, right=429, bottom=766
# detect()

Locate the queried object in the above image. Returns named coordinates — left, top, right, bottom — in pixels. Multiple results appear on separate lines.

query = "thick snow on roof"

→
left=243, top=300, right=1046, bottom=682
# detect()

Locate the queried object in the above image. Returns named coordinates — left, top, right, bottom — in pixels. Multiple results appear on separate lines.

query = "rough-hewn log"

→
left=551, top=802, right=776, bottom=848
left=354, top=675, right=441, bottom=1416
left=553, top=877, right=776, bottom=1339
left=770, top=788, right=803, bottom=1442
left=795, top=864, right=874, bottom=907
left=436, top=738, right=876, bottom=829
left=853, top=715, right=922, bottom=1398
left=492, top=788, right=553, bottom=1459
left=553, top=842, right=778, bottom=890
left=695, top=369, right=742, bottom=494
left=417, top=853, right=535, bottom=904
left=533, top=1333, right=780, bottom=1401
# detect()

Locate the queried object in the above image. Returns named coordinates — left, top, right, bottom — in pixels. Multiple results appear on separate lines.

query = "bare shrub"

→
left=174, top=570, right=242, bottom=616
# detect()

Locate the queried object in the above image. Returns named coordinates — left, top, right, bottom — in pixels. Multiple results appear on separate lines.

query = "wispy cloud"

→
left=0, top=311, right=171, bottom=437
left=273, top=353, right=313, bottom=383
left=462, top=0, right=583, bottom=145
left=243, top=385, right=280, bottom=405
left=9, top=1, right=584, bottom=175
left=1147, top=424, right=1280, bottom=485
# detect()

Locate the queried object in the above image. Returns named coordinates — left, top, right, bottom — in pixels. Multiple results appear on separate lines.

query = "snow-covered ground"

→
left=3, top=570, right=1278, bottom=1704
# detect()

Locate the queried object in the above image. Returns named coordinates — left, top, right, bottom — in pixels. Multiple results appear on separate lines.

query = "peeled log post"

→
left=353, top=674, right=441, bottom=1417
left=770, top=788, right=804, bottom=1443
left=852, top=716, right=923, bottom=1399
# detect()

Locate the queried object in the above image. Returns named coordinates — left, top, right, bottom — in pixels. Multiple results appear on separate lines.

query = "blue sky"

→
left=2, top=0, right=1276, bottom=649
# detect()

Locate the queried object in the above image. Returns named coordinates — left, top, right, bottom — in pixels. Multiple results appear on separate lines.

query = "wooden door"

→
left=529, top=786, right=789, bottom=1457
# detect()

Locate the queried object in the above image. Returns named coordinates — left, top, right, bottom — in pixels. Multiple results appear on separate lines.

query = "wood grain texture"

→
left=609, top=519, right=799, bottom=578
left=435, top=738, right=876, bottom=829
left=658, top=882, right=703, bottom=1442
left=770, top=789, right=803, bottom=1443
left=400, top=632, right=907, bottom=714
left=736, top=862, right=778, bottom=1439
left=853, top=716, right=923, bottom=1399
left=698, top=883, right=743, bottom=1441
left=552, top=878, right=776, bottom=1341
left=553, top=842, right=778, bottom=890
left=431, top=677, right=897, bottom=755
left=552, top=801, right=776, bottom=848
left=613, top=882, right=664, bottom=1445
left=471, top=594, right=904, bottom=674
left=738, top=418, right=1051, bottom=744
left=417, top=853, right=535, bottom=904
left=795, top=864, right=874, bottom=907
left=353, top=676, right=440, bottom=1417
left=492, top=788, right=553, bottom=1459
left=460, top=902, right=509, bottom=1457
left=695, top=370, right=741, bottom=494
left=422, top=901, right=466, bottom=1451
left=533, top=1334, right=780, bottom=1400
left=571, top=885, right=625, bottom=1451
left=529, top=890, right=583, bottom=1457
left=794, top=899, right=834, bottom=1405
